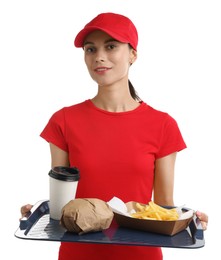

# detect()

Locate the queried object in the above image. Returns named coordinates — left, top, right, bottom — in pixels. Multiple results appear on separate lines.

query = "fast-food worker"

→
left=21, top=12, right=208, bottom=260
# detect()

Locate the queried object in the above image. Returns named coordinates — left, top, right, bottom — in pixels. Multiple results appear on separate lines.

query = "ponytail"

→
left=128, top=80, right=141, bottom=101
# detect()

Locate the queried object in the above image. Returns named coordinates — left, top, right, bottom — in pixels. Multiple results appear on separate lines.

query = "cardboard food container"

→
left=109, top=198, right=194, bottom=236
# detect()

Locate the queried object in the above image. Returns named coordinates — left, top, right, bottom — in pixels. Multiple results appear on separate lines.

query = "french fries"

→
left=131, top=201, right=179, bottom=221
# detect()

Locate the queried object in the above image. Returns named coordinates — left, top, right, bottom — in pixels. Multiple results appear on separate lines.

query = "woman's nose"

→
left=95, top=49, right=105, bottom=62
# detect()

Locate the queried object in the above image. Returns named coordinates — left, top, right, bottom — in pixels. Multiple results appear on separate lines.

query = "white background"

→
left=1, top=0, right=220, bottom=259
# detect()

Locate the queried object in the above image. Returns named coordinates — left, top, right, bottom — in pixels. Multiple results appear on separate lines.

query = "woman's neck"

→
left=91, top=84, right=140, bottom=112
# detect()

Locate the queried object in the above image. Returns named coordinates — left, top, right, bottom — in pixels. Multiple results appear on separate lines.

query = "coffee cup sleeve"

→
left=60, top=198, right=114, bottom=234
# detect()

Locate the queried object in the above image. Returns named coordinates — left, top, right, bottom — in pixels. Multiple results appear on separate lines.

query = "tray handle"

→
left=188, top=214, right=204, bottom=248
left=20, top=200, right=49, bottom=231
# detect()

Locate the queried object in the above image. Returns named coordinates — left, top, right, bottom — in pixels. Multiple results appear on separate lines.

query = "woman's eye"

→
left=107, top=44, right=116, bottom=50
left=84, top=47, right=95, bottom=53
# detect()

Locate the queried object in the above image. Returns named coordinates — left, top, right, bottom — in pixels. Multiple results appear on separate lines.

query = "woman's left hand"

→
left=195, top=211, right=208, bottom=230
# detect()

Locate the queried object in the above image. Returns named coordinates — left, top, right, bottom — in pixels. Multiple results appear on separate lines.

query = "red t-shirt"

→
left=40, top=100, right=186, bottom=260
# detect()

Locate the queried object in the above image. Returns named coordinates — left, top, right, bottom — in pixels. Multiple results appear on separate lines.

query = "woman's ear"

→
left=129, top=49, right=137, bottom=65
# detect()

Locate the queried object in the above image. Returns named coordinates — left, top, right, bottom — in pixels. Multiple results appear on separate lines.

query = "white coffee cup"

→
left=49, top=166, right=80, bottom=220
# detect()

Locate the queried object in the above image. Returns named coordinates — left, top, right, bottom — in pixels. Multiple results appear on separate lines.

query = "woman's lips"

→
left=94, top=67, right=111, bottom=74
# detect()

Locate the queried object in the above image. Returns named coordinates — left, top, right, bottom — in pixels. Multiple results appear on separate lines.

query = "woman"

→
left=21, top=12, right=208, bottom=259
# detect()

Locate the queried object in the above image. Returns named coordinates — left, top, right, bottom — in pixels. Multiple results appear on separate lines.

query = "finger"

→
left=196, top=211, right=209, bottom=223
left=195, top=211, right=208, bottom=230
left=201, top=221, right=207, bottom=230
left=20, top=204, right=33, bottom=217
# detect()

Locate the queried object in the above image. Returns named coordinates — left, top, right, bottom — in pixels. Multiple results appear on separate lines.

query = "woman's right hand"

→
left=20, top=204, right=33, bottom=220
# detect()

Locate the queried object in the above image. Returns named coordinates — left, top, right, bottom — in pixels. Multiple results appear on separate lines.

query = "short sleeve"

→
left=40, top=108, right=68, bottom=152
left=156, top=114, right=187, bottom=159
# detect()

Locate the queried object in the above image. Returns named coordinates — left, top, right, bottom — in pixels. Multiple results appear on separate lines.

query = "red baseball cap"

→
left=74, top=12, right=138, bottom=51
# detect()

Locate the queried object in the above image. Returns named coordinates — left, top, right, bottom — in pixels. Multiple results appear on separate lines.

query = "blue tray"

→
left=15, top=200, right=205, bottom=248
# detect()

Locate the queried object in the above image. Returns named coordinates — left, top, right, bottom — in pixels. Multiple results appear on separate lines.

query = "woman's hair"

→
left=128, top=44, right=141, bottom=102
left=128, top=80, right=141, bottom=101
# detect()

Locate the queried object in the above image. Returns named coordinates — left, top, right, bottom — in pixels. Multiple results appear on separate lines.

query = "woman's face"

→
left=83, top=30, right=137, bottom=87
